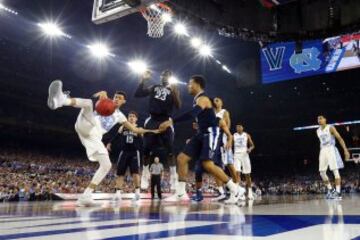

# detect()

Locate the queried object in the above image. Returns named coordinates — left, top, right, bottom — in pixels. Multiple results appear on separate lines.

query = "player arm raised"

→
left=330, top=126, right=350, bottom=160
left=158, top=96, right=208, bottom=131
left=219, top=119, right=233, bottom=150
left=247, top=134, right=255, bottom=153
left=134, top=70, right=153, bottom=98
left=169, top=84, right=182, bottom=109
left=223, top=110, right=231, bottom=129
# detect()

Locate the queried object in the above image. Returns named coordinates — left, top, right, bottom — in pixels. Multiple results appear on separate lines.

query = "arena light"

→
left=0, top=3, right=18, bottom=15
left=222, top=65, right=231, bottom=74
left=169, top=76, right=179, bottom=85
left=38, top=22, right=71, bottom=39
left=127, top=60, right=148, bottom=74
left=199, top=44, right=212, bottom=57
left=174, top=23, right=188, bottom=36
left=87, top=43, right=112, bottom=58
left=190, top=37, right=202, bottom=48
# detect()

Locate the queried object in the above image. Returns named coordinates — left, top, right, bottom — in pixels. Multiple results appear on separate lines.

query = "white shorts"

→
left=234, top=152, right=251, bottom=174
left=220, top=147, right=234, bottom=165
left=319, top=146, right=344, bottom=172
left=75, top=110, right=108, bottom=161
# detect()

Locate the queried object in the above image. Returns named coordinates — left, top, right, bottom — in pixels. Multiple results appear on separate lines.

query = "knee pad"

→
left=332, top=170, right=340, bottom=179
left=319, top=171, right=329, bottom=181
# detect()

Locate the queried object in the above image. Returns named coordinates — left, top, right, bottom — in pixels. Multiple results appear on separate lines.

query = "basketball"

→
left=95, top=98, right=116, bottom=116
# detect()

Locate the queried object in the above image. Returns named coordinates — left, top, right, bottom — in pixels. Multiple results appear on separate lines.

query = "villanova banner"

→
left=260, top=33, right=360, bottom=84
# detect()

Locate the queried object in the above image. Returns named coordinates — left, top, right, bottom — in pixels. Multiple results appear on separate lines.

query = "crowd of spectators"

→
left=0, top=150, right=359, bottom=202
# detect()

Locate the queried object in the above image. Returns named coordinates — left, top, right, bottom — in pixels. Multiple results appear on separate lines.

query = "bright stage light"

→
left=128, top=60, right=148, bottom=74
left=87, top=43, right=112, bottom=58
left=199, top=44, right=212, bottom=57
left=161, top=12, right=172, bottom=23
left=0, top=3, right=18, bottom=15
left=38, top=22, right=70, bottom=38
left=169, top=76, right=179, bottom=85
left=174, top=23, right=188, bottom=36
left=190, top=37, right=202, bottom=48
left=222, top=65, right=231, bottom=74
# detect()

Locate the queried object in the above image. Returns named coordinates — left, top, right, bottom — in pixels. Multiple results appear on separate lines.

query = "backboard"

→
left=92, top=0, right=159, bottom=24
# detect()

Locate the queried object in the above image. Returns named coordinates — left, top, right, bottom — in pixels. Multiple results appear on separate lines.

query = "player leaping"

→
left=47, top=80, right=156, bottom=207
left=134, top=70, right=181, bottom=191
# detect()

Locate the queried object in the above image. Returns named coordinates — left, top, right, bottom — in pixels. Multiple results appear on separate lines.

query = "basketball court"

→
left=1, top=195, right=360, bottom=240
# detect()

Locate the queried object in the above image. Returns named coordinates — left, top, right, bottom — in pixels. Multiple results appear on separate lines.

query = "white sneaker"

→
left=47, top=80, right=68, bottom=110
left=225, top=186, right=245, bottom=205
left=112, top=192, right=122, bottom=202
left=170, top=173, right=178, bottom=191
left=164, top=193, right=189, bottom=202
left=76, top=193, right=96, bottom=207
left=211, top=194, right=227, bottom=202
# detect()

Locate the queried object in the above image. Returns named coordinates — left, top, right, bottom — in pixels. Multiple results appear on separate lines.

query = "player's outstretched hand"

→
left=141, top=70, right=152, bottom=82
left=93, top=91, right=108, bottom=100
left=159, top=120, right=173, bottom=132
left=344, top=149, right=350, bottom=160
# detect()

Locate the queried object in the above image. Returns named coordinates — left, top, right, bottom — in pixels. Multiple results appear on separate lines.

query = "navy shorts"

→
left=183, top=127, right=221, bottom=162
left=117, top=151, right=141, bottom=176
left=143, top=117, right=174, bottom=157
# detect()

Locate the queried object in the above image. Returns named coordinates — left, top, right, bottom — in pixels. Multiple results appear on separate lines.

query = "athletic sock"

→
left=84, top=187, right=94, bottom=195
left=225, top=180, right=237, bottom=193
left=218, top=186, right=225, bottom=195
left=326, top=184, right=332, bottom=190
left=177, top=181, right=186, bottom=195
left=336, top=185, right=341, bottom=193
left=116, top=190, right=122, bottom=195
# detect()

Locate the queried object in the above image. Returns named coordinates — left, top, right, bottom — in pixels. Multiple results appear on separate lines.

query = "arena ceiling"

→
left=168, top=0, right=360, bottom=42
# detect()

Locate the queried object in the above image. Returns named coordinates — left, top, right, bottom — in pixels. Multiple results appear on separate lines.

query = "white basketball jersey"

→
left=234, top=132, right=248, bottom=153
left=316, top=125, right=335, bottom=149
left=94, top=109, right=127, bottom=135
left=216, top=109, right=226, bottom=119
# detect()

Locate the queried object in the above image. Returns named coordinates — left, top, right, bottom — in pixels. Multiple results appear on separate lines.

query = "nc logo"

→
left=262, top=47, right=285, bottom=71
left=289, top=47, right=322, bottom=74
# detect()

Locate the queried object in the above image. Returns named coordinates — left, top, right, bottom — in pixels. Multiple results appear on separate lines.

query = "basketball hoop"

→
left=140, top=2, right=172, bottom=38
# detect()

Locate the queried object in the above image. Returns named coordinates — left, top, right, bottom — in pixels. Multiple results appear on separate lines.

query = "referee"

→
left=150, top=157, right=164, bottom=199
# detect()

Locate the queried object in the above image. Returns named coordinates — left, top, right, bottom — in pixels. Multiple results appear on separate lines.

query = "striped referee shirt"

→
left=150, top=163, right=164, bottom=175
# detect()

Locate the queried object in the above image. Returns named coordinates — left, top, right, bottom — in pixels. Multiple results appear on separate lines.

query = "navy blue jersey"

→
left=135, top=83, right=175, bottom=121
left=193, top=92, right=218, bottom=133
left=119, top=128, right=142, bottom=152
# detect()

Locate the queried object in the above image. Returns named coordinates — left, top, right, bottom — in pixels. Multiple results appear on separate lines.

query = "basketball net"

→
left=140, top=2, right=172, bottom=38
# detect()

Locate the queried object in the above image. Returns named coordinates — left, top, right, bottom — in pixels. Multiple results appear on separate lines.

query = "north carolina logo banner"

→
left=260, top=33, right=360, bottom=84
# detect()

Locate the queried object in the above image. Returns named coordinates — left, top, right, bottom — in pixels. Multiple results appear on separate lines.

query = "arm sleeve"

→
left=173, top=105, right=203, bottom=123
left=134, top=83, right=153, bottom=98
